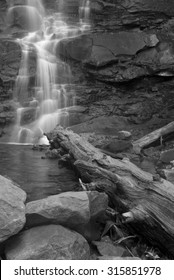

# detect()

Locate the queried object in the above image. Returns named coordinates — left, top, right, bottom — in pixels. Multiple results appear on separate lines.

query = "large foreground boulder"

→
left=5, top=224, right=90, bottom=259
left=26, top=191, right=108, bottom=231
left=0, top=175, right=26, bottom=243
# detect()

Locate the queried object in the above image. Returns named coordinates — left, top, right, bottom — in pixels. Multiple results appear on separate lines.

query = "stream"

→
left=0, top=143, right=78, bottom=202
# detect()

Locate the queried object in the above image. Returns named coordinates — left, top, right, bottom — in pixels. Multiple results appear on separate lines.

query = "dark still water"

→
left=0, top=144, right=78, bottom=202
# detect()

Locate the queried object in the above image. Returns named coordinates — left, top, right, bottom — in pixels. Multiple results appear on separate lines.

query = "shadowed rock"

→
left=5, top=224, right=90, bottom=259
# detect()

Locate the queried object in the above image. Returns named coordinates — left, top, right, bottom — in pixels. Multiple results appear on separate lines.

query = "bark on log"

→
left=133, top=120, right=174, bottom=153
left=48, top=126, right=174, bottom=257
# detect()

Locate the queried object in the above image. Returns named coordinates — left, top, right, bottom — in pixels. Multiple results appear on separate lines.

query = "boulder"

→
left=26, top=191, right=91, bottom=228
left=160, top=149, right=174, bottom=163
left=26, top=191, right=108, bottom=230
left=5, top=224, right=90, bottom=259
left=0, top=175, right=26, bottom=243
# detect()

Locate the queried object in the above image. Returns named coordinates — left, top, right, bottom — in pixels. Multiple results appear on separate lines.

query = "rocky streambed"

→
left=0, top=175, right=108, bottom=260
left=1, top=123, right=174, bottom=260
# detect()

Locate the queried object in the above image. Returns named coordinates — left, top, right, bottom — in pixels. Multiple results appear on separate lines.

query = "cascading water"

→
left=10, top=0, right=90, bottom=144
left=79, top=0, right=90, bottom=26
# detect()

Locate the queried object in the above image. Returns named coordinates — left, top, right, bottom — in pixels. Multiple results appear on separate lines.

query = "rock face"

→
left=58, top=35, right=93, bottom=61
left=0, top=175, right=26, bottom=243
left=57, top=31, right=174, bottom=82
left=0, top=40, right=21, bottom=84
left=121, top=0, right=174, bottom=16
left=0, top=0, right=7, bottom=33
left=5, top=224, right=90, bottom=259
left=26, top=191, right=108, bottom=230
left=1, top=0, right=174, bottom=142
left=7, top=5, right=42, bottom=32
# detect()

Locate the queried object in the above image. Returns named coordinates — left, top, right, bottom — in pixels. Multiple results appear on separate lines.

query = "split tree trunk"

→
left=48, top=126, right=174, bottom=257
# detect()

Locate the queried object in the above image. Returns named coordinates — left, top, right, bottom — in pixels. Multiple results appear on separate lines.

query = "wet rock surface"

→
left=5, top=224, right=90, bottom=260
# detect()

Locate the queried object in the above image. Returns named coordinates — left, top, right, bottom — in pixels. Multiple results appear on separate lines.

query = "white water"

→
left=79, top=0, right=90, bottom=26
left=10, top=0, right=90, bottom=144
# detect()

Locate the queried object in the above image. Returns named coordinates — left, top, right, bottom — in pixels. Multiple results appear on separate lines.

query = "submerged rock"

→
left=0, top=175, right=26, bottom=243
left=5, top=224, right=90, bottom=259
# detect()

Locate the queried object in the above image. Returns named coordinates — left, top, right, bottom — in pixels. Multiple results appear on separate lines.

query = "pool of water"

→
left=0, top=144, right=78, bottom=202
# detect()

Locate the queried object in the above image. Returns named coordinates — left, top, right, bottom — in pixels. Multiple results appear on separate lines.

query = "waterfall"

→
left=79, top=0, right=90, bottom=23
left=9, top=0, right=90, bottom=144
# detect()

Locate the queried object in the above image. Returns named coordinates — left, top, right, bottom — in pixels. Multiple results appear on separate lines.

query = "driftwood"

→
left=133, top=120, right=174, bottom=153
left=49, top=126, right=174, bottom=257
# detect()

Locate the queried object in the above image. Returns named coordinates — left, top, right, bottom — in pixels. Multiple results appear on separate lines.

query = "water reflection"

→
left=0, top=144, right=78, bottom=202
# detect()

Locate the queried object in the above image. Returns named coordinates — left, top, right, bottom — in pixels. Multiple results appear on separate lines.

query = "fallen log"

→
left=48, top=126, right=174, bottom=257
left=133, top=120, right=174, bottom=153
